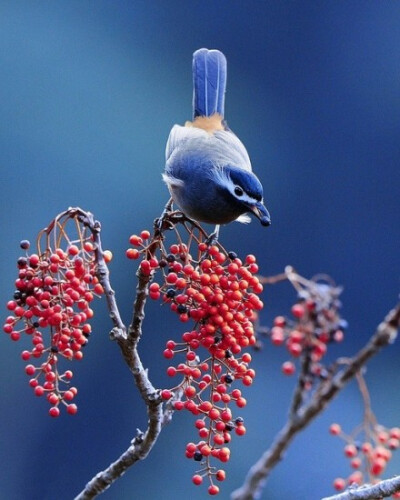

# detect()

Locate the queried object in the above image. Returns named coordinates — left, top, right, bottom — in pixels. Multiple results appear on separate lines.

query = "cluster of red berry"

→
left=268, top=281, right=345, bottom=378
left=330, top=422, right=400, bottom=496
left=126, top=230, right=263, bottom=495
left=3, top=238, right=106, bottom=416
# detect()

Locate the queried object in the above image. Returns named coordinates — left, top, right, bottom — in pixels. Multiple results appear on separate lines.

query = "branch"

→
left=231, top=303, right=400, bottom=500
left=321, top=475, right=400, bottom=500
left=74, top=210, right=164, bottom=500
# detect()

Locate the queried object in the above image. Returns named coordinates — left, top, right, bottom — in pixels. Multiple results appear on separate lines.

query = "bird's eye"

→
left=234, top=186, right=244, bottom=197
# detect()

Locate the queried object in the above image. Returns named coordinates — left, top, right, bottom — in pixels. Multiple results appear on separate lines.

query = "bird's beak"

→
left=249, top=201, right=271, bottom=227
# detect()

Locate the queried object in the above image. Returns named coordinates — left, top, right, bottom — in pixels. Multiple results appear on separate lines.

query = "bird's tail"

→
left=192, top=48, right=227, bottom=119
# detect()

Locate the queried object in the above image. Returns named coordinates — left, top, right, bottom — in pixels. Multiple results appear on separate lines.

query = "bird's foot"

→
left=155, top=198, right=174, bottom=232
left=203, top=225, right=220, bottom=247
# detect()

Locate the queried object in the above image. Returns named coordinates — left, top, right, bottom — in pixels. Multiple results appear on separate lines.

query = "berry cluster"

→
left=330, top=422, right=400, bottom=495
left=3, top=220, right=106, bottom=416
left=268, top=279, right=346, bottom=378
left=126, top=229, right=263, bottom=495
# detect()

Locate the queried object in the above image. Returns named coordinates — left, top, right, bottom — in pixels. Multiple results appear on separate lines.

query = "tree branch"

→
left=321, top=475, right=400, bottom=500
left=73, top=210, right=163, bottom=500
left=231, top=303, right=400, bottom=500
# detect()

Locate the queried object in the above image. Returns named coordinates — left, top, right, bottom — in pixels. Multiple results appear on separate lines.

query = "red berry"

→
left=103, top=250, right=113, bottom=262
left=68, top=245, right=79, bottom=256
left=216, top=470, right=226, bottom=481
left=370, top=457, right=386, bottom=476
left=126, top=248, right=140, bottom=260
left=185, top=386, right=196, bottom=398
left=34, top=386, right=44, bottom=397
left=270, top=326, right=285, bottom=345
left=329, top=423, right=341, bottom=436
left=49, top=406, right=60, bottom=418
left=29, top=254, right=40, bottom=266
left=25, top=364, right=36, bottom=376
left=208, top=485, right=219, bottom=495
left=140, top=230, right=150, bottom=240
left=281, top=361, right=295, bottom=375
left=63, top=390, right=75, bottom=401
left=273, top=316, right=286, bottom=327
left=192, top=475, right=203, bottom=486
left=129, top=235, right=143, bottom=246
left=48, top=393, right=59, bottom=405
left=163, top=349, right=174, bottom=359
left=161, top=390, right=172, bottom=400
left=10, top=332, right=20, bottom=341
left=208, top=408, right=220, bottom=420
left=344, top=444, right=358, bottom=458
left=235, top=425, right=246, bottom=436
left=291, top=304, right=305, bottom=319
left=166, top=366, right=177, bottom=377
left=66, top=404, right=78, bottom=415
left=221, top=409, right=232, bottom=422
left=333, top=478, right=346, bottom=491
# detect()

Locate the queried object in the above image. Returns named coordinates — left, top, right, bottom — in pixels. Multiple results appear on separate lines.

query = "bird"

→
left=163, top=48, right=271, bottom=237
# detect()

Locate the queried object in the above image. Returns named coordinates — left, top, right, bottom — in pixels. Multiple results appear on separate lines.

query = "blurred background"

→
left=1, top=2, right=399, bottom=499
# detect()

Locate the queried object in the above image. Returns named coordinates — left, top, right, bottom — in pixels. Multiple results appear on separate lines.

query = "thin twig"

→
left=231, top=304, right=400, bottom=500
left=289, top=347, right=312, bottom=417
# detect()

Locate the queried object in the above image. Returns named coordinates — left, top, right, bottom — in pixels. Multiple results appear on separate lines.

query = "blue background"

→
left=1, top=2, right=399, bottom=499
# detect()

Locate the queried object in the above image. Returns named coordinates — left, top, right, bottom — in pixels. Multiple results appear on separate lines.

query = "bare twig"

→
left=231, top=303, right=400, bottom=500
left=321, top=474, right=400, bottom=500
left=289, top=347, right=312, bottom=417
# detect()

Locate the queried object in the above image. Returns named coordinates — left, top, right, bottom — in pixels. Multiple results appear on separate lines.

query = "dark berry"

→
left=17, top=257, right=28, bottom=268
left=225, top=422, right=234, bottom=431
left=20, top=240, right=30, bottom=250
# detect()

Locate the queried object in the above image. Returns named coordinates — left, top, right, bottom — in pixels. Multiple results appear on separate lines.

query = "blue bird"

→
left=163, top=48, right=271, bottom=235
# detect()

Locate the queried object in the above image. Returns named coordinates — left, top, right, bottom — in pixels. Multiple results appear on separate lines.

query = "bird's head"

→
left=216, top=165, right=271, bottom=226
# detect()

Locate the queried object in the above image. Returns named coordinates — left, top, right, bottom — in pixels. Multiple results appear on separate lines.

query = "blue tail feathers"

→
left=192, top=48, right=227, bottom=118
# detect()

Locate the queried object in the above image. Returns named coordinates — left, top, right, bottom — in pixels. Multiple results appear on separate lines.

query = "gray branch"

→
left=321, top=475, right=400, bottom=500
left=71, top=208, right=163, bottom=500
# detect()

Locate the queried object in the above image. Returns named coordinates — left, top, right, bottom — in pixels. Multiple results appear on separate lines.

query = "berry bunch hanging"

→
left=330, top=371, right=400, bottom=496
left=126, top=227, right=264, bottom=495
left=265, top=271, right=346, bottom=380
left=3, top=212, right=107, bottom=416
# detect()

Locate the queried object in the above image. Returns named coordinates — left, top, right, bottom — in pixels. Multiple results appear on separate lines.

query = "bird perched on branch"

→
left=163, top=48, right=271, bottom=236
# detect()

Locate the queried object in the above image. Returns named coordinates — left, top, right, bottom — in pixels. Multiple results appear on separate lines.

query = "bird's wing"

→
left=166, top=125, right=252, bottom=172
left=165, top=125, right=209, bottom=161
left=213, top=129, right=252, bottom=171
